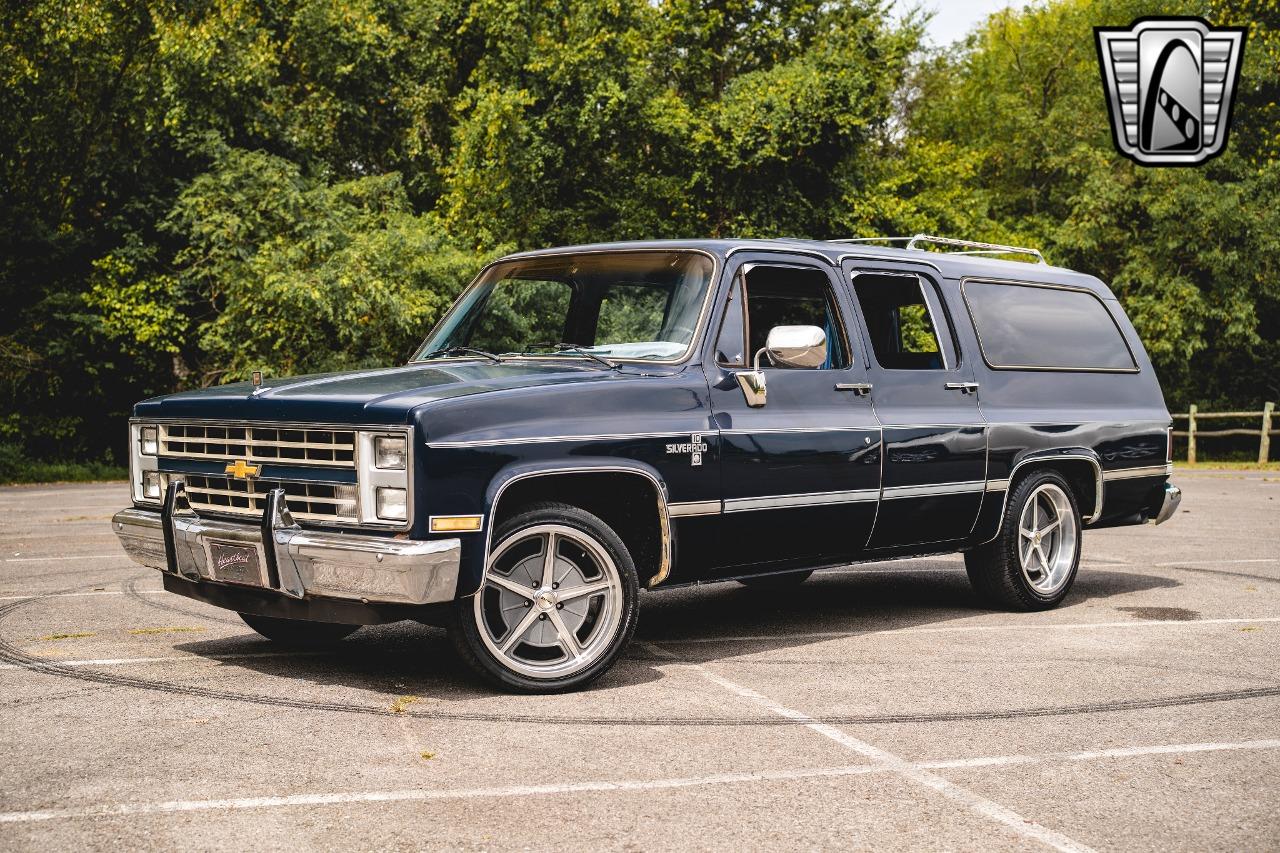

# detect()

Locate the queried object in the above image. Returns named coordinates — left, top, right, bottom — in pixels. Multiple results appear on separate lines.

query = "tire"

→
left=449, top=501, right=640, bottom=693
left=238, top=612, right=359, bottom=645
left=965, top=470, right=1082, bottom=611
left=737, top=570, right=813, bottom=590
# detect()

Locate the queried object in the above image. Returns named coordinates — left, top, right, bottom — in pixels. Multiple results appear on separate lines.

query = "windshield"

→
left=414, top=251, right=715, bottom=363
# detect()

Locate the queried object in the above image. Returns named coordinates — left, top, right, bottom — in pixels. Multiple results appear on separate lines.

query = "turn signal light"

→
left=430, top=515, right=483, bottom=533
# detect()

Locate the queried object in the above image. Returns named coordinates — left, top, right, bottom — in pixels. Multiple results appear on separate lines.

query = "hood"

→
left=133, top=360, right=644, bottom=424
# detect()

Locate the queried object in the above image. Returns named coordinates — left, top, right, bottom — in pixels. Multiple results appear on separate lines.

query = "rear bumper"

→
left=112, top=484, right=461, bottom=609
left=1148, top=483, right=1182, bottom=525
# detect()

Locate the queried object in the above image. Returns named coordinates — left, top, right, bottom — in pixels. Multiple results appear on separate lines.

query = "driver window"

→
left=743, top=265, right=849, bottom=369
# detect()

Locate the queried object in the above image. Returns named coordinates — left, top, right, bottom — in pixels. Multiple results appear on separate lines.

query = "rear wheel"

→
left=238, top=612, right=359, bottom=645
left=449, top=502, right=639, bottom=693
left=965, top=470, right=1081, bottom=611
left=737, top=570, right=813, bottom=590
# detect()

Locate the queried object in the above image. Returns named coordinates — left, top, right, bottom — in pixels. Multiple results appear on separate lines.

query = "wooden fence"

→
left=1171, top=402, right=1276, bottom=464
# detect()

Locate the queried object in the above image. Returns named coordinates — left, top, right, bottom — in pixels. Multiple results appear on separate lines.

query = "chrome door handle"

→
left=835, top=382, right=873, bottom=396
left=944, top=382, right=980, bottom=393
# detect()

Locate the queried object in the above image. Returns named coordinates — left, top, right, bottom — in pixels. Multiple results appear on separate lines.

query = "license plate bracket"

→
left=207, top=540, right=267, bottom=587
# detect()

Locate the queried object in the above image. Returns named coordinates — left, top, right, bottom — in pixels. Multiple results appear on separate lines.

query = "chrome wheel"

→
left=1017, top=483, right=1078, bottom=595
left=474, top=523, right=624, bottom=680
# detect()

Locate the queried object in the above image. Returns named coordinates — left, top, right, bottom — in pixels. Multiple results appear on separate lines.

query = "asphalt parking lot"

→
left=1, top=471, right=1277, bottom=851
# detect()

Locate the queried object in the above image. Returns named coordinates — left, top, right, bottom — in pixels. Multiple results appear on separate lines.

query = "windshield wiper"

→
left=523, top=342, right=617, bottom=370
left=418, top=346, right=502, bottom=363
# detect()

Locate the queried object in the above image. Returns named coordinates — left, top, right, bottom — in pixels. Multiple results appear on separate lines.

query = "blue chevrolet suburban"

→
left=113, top=235, right=1181, bottom=692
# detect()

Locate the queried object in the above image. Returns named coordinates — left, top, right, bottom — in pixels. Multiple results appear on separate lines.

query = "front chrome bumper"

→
left=1148, top=483, right=1182, bottom=525
left=113, top=483, right=460, bottom=606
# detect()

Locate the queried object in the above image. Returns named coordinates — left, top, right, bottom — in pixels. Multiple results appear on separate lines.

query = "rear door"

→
left=841, top=265, right=988, bottom=549
left=705, top=255, right=882, bottom=572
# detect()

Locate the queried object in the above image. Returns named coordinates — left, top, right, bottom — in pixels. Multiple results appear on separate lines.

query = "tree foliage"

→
left=0, top=0, right=1275, bottom=466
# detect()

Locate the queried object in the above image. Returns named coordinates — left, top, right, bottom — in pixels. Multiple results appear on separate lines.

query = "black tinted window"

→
left=744, top=266, right=848, bottom=369
left=714, top=277, right=746, bottom=366
left=851, top=275, right=951, bottom=370
left=963, top=281, right=1136, bottom=370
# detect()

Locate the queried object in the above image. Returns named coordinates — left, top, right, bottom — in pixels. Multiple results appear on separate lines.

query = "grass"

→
left=0, top=445, right=127, bottom=485
left=1174, top=460, right=1280, bottom=471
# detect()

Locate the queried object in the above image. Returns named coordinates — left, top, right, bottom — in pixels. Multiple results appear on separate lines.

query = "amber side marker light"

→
left=430, top=515, right=484, bottom=533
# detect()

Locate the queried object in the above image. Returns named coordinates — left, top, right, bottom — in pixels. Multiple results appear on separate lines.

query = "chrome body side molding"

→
left=1102, top=463, right=1174, bottom=480
left=881, top=481, right=986, bottom=500
left=723, top=489, right=879, bottom=513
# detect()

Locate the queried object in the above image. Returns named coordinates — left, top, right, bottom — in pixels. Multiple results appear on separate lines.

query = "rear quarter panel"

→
left=941, top=274, right=1173, bottom=537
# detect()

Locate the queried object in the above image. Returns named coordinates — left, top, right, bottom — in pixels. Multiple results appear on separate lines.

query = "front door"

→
left=841, top=266, right=987, bottom=549
left=706, top=256, right=882, bottom=572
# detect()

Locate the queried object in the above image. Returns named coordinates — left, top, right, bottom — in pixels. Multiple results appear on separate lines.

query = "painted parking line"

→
left=0, top=502, right=120, bottom=507
left=2, top=555, right=122, bottom=563
left=2, top=737, right=1277, bottom=825
left=661, top=616, right=1280, bottom=645
left=1154, top=558, right=1278, bottom=567
left=640, top=643, right=1094, bottom=853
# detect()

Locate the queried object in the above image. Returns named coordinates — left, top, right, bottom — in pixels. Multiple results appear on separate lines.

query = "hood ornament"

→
left=250, top=370, right=271, bottom=397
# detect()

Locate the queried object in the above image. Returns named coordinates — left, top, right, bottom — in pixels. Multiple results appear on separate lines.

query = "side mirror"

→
left=735, top=325, right=828, bottom=408
left=764, top=325, right=827, bottom=369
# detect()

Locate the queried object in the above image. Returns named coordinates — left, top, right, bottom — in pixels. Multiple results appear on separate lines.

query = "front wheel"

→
left=238, top=612, right=359, bottom=645
left=449, top=502, right=640, bottom=693
left=965, top=470, right=1082, bottom=611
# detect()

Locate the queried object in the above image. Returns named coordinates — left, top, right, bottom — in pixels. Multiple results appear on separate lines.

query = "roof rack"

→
left=829, top=234, right=1046, bottom=264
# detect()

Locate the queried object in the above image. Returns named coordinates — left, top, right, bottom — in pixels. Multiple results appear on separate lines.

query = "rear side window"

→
left=850, top=274, right=955, bottom=370
left=963, top=281, right=1137, bottom=371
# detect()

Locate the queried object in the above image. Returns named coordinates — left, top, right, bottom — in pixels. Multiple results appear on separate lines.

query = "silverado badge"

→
left=225, top=459, right=261, bottom=480
left=666, top=433, right=708, bottom=467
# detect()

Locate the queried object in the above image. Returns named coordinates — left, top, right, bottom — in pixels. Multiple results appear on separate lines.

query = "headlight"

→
left=130, top=422, right=161, bottom=505
left=139, top=425, right=158, bottom=456
left=375, top=487, right=408, bottom=521
left=357, top=429, right=411, bottom=526
left=374, top=435, right=407, bottom=470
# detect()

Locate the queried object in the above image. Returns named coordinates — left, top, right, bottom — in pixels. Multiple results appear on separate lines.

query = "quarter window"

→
left=714, top=276, right=747, bottom=366
left=851, top=274, right=953, bottom=370
left=962, top=281, right=1137, bottom=371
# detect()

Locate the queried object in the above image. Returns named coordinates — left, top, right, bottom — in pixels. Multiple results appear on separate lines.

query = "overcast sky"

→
left=900, top=0, right=1029, bottom=47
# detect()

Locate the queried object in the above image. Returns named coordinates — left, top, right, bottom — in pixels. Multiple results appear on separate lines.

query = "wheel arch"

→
left=983, top=449, right=1104, bottom=545
left=466, top=460, right=672, bottom=596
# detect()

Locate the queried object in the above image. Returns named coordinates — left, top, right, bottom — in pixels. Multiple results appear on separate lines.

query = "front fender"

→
left=450, top=457, right=673, bottom=597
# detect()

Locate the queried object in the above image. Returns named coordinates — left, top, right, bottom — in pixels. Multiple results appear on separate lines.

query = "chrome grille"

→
left=181, top=475, right=358, bottom=524
left=159, top=424, right=356, bottom=468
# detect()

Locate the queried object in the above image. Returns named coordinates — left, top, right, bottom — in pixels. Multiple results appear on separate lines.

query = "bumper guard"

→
left=113, top=482, right=460, bottom=606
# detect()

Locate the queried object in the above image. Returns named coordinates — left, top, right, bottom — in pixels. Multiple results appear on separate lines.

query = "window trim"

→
left=848, top=270, right=959, bottom=373
left=959, top=277, right=1140, bottom=374
left=735, top=261, right=853, bottom=372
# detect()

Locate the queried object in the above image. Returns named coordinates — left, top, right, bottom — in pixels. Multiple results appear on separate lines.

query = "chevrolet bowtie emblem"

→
left=225, top=460, right=261, bottom=480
